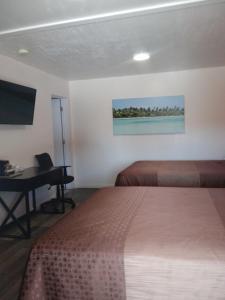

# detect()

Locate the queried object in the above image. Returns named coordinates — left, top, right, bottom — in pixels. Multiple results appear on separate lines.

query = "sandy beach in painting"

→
left=113, top=115, right=184, bottom=135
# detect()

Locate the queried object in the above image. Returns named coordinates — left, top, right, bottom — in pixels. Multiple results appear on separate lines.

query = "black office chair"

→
left=35, top=153, right=75, bottom=213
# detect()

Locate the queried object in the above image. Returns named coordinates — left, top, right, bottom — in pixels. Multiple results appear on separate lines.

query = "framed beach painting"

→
left=112, top=95, right=185, bottom=135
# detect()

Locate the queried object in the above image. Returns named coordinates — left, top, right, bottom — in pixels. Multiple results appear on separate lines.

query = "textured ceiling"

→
left=0, top=0, right=176, bottom=32
left=0, top=0, right=225, bottom=80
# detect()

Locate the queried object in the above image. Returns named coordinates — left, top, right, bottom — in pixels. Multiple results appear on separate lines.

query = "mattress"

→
left=20, top=187, right=225, bottom=300
left=115, top=160, right=225, bottom=187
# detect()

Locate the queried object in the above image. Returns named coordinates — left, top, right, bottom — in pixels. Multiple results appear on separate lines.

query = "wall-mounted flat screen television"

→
left=0, top=79, right=36, bottom=125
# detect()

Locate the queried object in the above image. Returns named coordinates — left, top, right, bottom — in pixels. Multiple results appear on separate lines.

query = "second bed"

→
left=115, top=160, right=225, bottom=187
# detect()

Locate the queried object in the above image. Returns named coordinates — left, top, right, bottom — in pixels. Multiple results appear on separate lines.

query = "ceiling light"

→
left=18, top=48, right=29, bottom=55
left=133, top=52, right=150, bottom=61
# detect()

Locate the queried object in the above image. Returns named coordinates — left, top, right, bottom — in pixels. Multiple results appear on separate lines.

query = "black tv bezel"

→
left=0, top=79, right=37, bottom=125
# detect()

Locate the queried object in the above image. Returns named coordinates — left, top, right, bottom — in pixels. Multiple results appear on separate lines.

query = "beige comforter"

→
left=20, top=187, right=225, bottom=299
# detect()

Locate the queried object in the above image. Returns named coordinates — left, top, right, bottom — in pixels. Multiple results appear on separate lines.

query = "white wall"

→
left=0, top=54, right=70, bottom=222
left=70, top=66, right=225, bottom=187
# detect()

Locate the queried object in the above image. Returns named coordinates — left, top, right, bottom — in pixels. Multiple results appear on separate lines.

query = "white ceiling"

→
left=0, top=0, right=225, bottom=80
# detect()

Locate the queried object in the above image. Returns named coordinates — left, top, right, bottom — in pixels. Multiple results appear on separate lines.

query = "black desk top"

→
left=0, top=167, right=58, bottom=179
left=0, top=167, right=62, bottom=192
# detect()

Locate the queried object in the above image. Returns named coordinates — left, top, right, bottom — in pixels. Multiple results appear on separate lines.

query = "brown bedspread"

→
left=115, top=160, right=225, bottom=187
left=20, top=187, right=225, bottom=300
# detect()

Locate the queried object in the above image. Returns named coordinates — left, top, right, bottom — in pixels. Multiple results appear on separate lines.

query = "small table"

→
left=0, top=167, right=64, bottom=239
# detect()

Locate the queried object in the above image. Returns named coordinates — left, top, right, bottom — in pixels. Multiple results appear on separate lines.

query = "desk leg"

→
left=1, top=193, right=25, bottom=227
left=32, top=189, right=36, bottom=212
left=61, top=184, right=65, bottom=213
left=25, top=192, right=31, bottom=239
left=0, top=193, right=29, bottom=238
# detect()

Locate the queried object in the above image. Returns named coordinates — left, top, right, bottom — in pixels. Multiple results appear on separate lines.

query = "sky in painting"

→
left=112, top=96, right=184, bottom=110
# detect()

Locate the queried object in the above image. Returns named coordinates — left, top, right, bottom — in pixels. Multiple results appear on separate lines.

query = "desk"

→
left=0, top=167, right=63, bottom=239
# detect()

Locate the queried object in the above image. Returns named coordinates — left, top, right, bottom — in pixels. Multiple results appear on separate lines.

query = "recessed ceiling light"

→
left=133, top=52, right=150, bottom=61
left=18, top=48, right=29, bottom=55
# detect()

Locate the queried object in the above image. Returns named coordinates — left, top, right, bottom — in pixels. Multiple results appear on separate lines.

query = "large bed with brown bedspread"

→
left=20, top=187, right=225, bottom=300
left=115, top=160, right=225, bottom=187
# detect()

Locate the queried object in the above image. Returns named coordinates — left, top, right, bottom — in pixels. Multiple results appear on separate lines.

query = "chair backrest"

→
left=35, top=153, right=54, bottom=170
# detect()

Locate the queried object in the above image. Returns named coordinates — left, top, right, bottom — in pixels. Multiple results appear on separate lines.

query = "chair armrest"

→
left=57, top=165, right=71, bottom=168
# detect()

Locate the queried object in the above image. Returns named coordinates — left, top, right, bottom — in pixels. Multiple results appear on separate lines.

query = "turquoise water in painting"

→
left=113, top=115, right=185, bottom=135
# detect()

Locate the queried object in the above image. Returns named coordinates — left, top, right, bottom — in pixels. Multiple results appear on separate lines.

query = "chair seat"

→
left=64, top=175, right=74, bottom=185
left=50, top=175, right=74, bottom=186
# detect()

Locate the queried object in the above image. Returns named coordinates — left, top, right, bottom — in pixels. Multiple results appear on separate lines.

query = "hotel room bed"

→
left=20, top=186, right=225, bottom=300
left=115, top=160, right=225, bottom=187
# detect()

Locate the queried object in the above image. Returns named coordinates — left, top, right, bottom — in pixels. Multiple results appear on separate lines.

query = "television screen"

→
left=0, top=79, right=36, bottom=125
